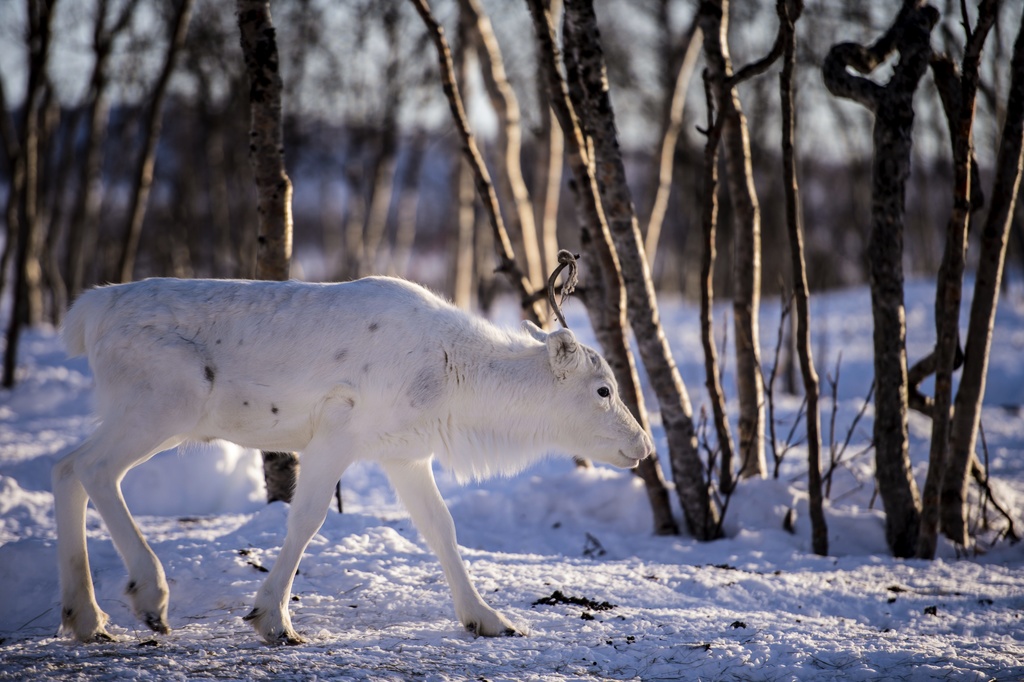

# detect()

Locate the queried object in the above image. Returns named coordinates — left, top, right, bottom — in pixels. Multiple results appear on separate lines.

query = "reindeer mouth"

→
left=617, top=450, right=643, bottom=469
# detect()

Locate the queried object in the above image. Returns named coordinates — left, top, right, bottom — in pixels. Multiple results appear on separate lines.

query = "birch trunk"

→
left=554, top=0, right=719, bottom=539
left=645, top=19, right=702, bottom=269
left=917, top=3, right=995, bottom=559
left=237, top=0, right=298, bottom=503
left=697, top=80, right=738, bottom=497
left=698, top=0, right=766, bottom=479
left=524, top=0, right=681, bottom=537
left=461, top=0, right=545, bottom=296
left=779, top=0, right=827, bottom=557
left=450, top=4, right=476, bottom=308
left=823, top=0, right=936, bottom=557
left=410, top=0, right=544, bottom=324
left=3, top=0, right=59, bottom=388
left=115, top=0, right=193, bottom=283
left=66, top=0, right=135, bottom=298
left=944, top=9, right=1024, bottom=545
left=533, top=0, right=564, bottom=279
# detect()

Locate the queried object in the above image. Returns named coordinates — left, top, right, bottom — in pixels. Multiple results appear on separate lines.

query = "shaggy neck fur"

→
left=432, top=327, right=562, bottom=482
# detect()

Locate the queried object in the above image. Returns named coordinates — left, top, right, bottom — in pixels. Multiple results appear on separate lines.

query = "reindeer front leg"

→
left=381, top=458, right=520, bottom=637
left=247, top=436, right=353, bottom=645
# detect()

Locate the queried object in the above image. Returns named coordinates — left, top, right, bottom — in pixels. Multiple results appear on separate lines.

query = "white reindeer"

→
left=53, top=276, right=653, bottom=645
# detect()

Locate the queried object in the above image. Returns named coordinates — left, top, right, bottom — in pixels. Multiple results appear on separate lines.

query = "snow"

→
left=1, top=280, right=1023, bottom=681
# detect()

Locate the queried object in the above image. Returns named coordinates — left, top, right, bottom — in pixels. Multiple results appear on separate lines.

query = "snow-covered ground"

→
left=1, top=280, right=1022, bottom=681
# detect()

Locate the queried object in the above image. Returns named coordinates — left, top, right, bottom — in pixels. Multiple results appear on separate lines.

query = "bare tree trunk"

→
left=341, top=153, right=367, bottom=281
left=552, top=0, right=719, bottom=539
left=360, top=127, right=398, bottom=277
left=779, top=0, right=827, bottom=557
left=390, top=135, right=424, bottom=279
left=410, top=0, right=545, bottom=324
left=697, top=76, right=738, bottom=497
left=645, top=18, right=702, bottom=269
left=461, top=0, right=545, bottom=297
left=525, top=0, right=680, bottom=537
left=205, top=114, right=235, bottom=278
left=944, top=9, right=1024, bottom=545
left=0, top=74, right=21, bottom=312
left=65, top=0, right=135, bottom=298
left=451, top=160, right=477, bottom=308
left=115, top=0, right=193, bottom=283
left=698, top=0, right=766, bottom=480
left=917, top=3, right=996, bottom=559
left=823, top=0, right=936, bottom=557
left=533, top=0, right=564, bottom=277
left=4, top=0, right=59, bottom=389
left=238, top=0, right=298, bottom=503
left=360, top=4, right=401, bottom=279
left=449, top=4, right=476, bottom=308
left=39, top=95, right=69, bottom=324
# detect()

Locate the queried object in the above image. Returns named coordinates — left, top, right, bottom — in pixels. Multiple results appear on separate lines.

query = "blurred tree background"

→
left=2, top=0, right=1019, bottom=309
left=1, top=0, right=1021, bottom=556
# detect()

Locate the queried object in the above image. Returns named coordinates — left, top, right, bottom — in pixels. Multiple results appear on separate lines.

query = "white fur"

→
left=53, top=276, right=653, bottom=644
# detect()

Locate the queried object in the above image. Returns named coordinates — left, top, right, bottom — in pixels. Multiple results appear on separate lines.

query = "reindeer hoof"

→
left=278, top=630, right=305, bottom=646
left=264, top=626, right=304, bottom=646
left=464, top=617, right=523, bottom=638
left=89, top=630, right=116, bottom=643
left=142, top=612, right=170, bottom=634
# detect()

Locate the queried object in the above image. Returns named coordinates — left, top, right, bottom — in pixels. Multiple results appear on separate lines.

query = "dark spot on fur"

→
left=271, top=405, right=279, bottom=414
left=126, top=580, right=138, bottom=595
left=204, top=365, right=215, bottom=383
left=368, top=322, right=380, bottom=332
left=408, top=367, right=443, bottom=408
left=216, top=339, right=222, bottom=345
left=335, top=349, right=348, bottom=362
left=362, top=363, right=371, bottom=374
left=344, top=397, right=355, bottom=408
left=63, top=607, right=74, bottom=619
left=243, top=401, right=249, bottom=407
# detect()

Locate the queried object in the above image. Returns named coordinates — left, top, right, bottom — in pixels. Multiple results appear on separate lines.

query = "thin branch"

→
left=409, top=0, right=542, bottom=323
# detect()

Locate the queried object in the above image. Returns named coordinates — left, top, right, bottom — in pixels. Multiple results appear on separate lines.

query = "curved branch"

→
left=409, top=0, right=543, bottom=323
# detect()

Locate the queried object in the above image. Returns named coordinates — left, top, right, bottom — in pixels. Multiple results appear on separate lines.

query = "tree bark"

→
left=944, top=8, right=1024, bottom=545
left=823, top=0, right=936, bottom=557
left=553, top=0, right=719, bottom=539
left=65, top=0, right=135, bottom=298
left=450, top=4, right=476, bottom=309
left=359, top=4, right=401, bottom=279
left=697, top=76, right=738, bottom=497
left=525, top=0, right=680, bottom=536
left=461, top=0, right=545, bottom=297
left=238, top=0, right=298, bottom=503
left=698, top=0, right=766, bottom=480
left=390, top=135, right=424, bottom=279
left=115, top=0, right=193, bottom=283
left=533, top=0, right=564, bottom=278
left=778, top=0, right=827, bottom=556
left=3, top=0, right=59, bottom=389
left=917, top=2, right=996, bottom=559
left=645, top=18, right=702, bottom=269
left=410, top=0, right=544, bottom=324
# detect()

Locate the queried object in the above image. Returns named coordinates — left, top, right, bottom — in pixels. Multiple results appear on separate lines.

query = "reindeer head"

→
left=522, top=321, right=655, bottom=469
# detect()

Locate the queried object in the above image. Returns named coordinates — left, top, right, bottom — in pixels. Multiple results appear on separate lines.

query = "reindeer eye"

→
left=597, top=386, right=611, bottom=398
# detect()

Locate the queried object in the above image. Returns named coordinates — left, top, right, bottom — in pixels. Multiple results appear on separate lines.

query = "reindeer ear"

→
left=546, top=329, right=581, bottom=378
left=521, top=320, right=548, bottom=342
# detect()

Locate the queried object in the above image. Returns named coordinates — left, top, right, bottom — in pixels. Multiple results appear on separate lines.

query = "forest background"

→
left=0, top=0, right=1022, bottom=561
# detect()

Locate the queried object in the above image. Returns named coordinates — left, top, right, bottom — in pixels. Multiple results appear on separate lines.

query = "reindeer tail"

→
left=61, top=287, right=111, bottom=358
